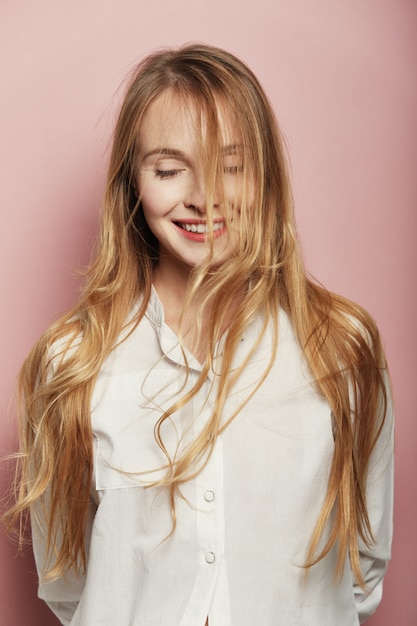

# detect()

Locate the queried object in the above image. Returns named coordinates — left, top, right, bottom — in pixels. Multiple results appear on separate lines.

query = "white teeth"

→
left=179, top=222, right=224, bottom=233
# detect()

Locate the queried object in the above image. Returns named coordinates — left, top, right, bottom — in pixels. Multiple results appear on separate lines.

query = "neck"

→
left=152, top=261, right=191, bottom=332
left=152, top=262, right=243, bottom=364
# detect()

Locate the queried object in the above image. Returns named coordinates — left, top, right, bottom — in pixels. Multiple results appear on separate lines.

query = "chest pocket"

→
left=91, top=369, right=191, bottom=490
left=251, top=385, right=333, bottom=438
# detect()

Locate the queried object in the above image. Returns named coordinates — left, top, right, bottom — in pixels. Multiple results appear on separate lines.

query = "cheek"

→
left=140, top=179, right=183, bottom=218
left=139, top=187, right=166, bottom=221
left=223, top=182, right=255, bottom=218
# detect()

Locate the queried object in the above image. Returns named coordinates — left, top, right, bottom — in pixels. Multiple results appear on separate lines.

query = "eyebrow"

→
left=222, top=143, right=240, bottom=155
left=142, top=144, right=241, bottom=161
left=142, top=148, right=186, bottom=160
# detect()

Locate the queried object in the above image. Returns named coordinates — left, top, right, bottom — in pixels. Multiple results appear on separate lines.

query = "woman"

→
left=4, top=44, right=393, bottom=625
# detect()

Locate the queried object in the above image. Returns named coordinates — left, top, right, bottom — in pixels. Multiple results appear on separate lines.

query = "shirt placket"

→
left=157, top=322, right=228, bottom=625
left=181, top=376, right=226, bottom=626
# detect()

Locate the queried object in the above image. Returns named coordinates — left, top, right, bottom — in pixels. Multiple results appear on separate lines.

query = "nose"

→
left=184, top=172, right=220, bottom=215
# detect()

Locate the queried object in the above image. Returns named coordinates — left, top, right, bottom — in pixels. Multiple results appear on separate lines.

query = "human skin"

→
left=136, top=89, right=247, bottom=289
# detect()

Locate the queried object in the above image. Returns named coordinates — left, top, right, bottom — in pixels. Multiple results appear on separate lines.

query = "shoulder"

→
left=306, top=281, right=385, bottom=358
left=27, top=318, right=83, bottom=390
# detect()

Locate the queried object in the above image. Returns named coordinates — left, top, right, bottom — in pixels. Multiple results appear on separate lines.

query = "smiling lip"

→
left=174, top=220, right=226, bottom=242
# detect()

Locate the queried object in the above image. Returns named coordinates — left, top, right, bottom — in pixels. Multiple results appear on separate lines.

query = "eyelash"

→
left=154, top=165, right=243, bottom=179
left=224, top=166, right=243, bottom=174
left=155, top=169, right=182, bottom=179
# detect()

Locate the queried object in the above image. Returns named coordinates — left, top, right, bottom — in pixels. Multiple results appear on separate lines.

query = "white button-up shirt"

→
left=32, top=288, right=394, bottom=625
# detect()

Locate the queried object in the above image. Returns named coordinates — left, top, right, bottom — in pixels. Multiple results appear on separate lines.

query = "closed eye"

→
left=155, top=169, right=184, bottom=179
left=224, top=166, right=243, bottom=174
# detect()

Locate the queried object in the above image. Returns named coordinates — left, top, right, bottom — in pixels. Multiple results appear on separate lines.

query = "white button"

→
left=204, top=489, right=215, bottom=502
left=205, top=552, right=216, bottom=564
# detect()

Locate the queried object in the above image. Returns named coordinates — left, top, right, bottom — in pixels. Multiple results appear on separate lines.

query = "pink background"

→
left=1, top=1, right=415, bottom=623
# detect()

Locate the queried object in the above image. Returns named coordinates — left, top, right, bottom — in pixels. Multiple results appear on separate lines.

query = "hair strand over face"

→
left=2, top=44, right=391, bottom=593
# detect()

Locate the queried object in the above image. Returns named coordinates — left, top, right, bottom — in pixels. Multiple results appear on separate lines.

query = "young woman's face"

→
left=136, top=90, right=249, bottom=278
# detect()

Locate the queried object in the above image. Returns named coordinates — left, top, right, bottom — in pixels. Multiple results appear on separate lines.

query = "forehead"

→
left=138, top=89, right=236, bottom=152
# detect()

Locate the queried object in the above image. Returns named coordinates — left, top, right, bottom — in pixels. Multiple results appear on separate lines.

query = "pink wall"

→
left=1, top=1, right=415, bottom=623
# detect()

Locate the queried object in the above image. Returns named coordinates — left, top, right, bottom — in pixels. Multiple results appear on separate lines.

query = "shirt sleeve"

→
left=354, top=373, right=394, bottom=623
left=31, top=495, right=97, bottom=625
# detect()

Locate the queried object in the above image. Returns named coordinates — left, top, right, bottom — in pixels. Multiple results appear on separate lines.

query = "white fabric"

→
left=32, top=288, right=394, bottom=625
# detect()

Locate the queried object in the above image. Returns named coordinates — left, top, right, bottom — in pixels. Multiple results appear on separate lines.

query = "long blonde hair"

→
left=3, top=44, right=389, bottom=589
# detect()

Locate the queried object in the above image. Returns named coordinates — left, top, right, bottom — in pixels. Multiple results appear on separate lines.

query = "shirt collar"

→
left=144, top=285, right=165, bottom=328
left=145, top=286, right=204, bottom=373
